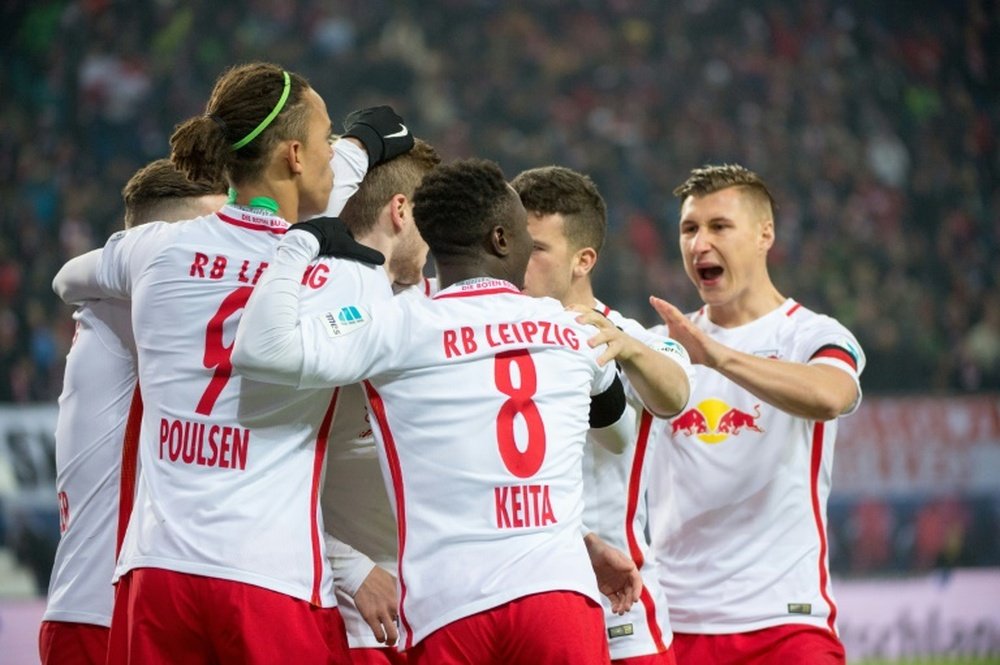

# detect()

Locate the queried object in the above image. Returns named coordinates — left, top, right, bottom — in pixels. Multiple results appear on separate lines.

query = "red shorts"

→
left=409, top=590, right=609, bottom=665
left=39, top=620, right=109, bottom=665
left=673, top=624, right=846, bottom=665
left=612, top=645, right=676, bottom=665
left=106, top=568, right=350, bottom=665
left=351, top=646, right=409, bottom=664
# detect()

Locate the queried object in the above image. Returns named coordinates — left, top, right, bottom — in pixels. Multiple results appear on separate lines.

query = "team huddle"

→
left=42, top=62, right=864, bottom=665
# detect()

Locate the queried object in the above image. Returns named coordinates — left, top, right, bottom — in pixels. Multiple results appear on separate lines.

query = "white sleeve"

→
left=233, top=230, right=403, bottom=389
left=52, top=249, right=104, bottom=304
left=232, top=231, right=317, bottom=386
left=324, top=533, right=378, bottom=598
left=322, top=139, right=369, bottom=217
left=795, top=315, right=866, bottom=415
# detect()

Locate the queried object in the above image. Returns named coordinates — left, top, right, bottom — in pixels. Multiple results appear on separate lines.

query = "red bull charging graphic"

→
left=672, top=398, right=764, bottom=444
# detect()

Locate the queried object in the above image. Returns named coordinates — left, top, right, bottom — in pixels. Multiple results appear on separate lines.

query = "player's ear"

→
left=573, top=247, right=597, bottom=278
left=388, top=193, right=409, bottom=232
left=285, top=139, right=305, bottom=175
left=759, top=218, right=775, bottom=253
left=490, top=225, right=510, bottom=257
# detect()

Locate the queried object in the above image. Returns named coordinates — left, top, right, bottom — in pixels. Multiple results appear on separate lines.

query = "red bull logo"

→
left=671, top=398, right=764, bottom=444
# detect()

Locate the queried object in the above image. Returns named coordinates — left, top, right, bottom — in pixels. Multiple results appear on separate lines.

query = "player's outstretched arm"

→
left=651, top=296, right=860, bottom=421
left=52, top=249, right=106, bottom=304
left=573, top=306, right=691, bottom=418
left=584, top=531, right=642, bottom=615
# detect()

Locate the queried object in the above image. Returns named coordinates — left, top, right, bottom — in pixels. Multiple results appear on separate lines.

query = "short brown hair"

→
left=122, top=159, right=227, bottom=228
left=511, top=166, right=607, bottom=253
left=169, top=62, right=313, bottom=186
left=673, top=164, right=777, bottom=219
left=339, top=139, right=441, bottom=236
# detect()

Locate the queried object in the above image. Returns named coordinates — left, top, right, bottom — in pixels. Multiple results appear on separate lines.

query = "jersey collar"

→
left=432, top=277, right=523, bottom=300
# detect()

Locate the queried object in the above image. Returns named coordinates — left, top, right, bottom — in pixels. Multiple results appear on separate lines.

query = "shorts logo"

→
left=787, top=603, right=812, bottom=615
left=607, top=623, right=634, bottom=639
left=321, top=305, right=370, bottom=338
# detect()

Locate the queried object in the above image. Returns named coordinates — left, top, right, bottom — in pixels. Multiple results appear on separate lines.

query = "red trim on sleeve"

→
left=625, top=410, right=668, bottom=653
left=785, top=302, right=802, bottom=317
left=810, top=346, right=858, bottom=372
left=116, top=383, right=143, bottom=558
left=810, top=422, right=838, bottom=633
left=309, top=388, right=339, bottom=606
left=363, top=380, right=415, bottom=648
left=423, top=278, right=431, bottom=297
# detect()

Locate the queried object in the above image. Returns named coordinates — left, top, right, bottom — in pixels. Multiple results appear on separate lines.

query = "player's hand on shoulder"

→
left=353, top=566, right=400, bottom=646
left=571, top=305, right=643, bottom=366
left=292, top=217, right=385, bottom=264
left=343, top=105, right=414, bottom=168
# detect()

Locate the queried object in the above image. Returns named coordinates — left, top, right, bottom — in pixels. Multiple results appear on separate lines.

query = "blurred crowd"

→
left=2, top=0, right=998, bottom=401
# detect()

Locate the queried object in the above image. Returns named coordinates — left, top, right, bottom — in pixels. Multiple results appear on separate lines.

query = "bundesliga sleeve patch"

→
left=319, top=305, right=370, bottom=338
left=650, top=338, right=690, bottom=363
left=810, top=343, right=858, bottom=371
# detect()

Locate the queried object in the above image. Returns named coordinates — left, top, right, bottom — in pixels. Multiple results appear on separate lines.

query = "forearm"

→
left=618, top=344, right=690, bottom=418
left=52, top=250, right=106, bottom=304
left=231, top=233, right=317, bottom=386
left=325, top=533, right=378, bottom=597
left=322, top=138, right=368, bottom=217
left=709, top=347, right=858, bottom=420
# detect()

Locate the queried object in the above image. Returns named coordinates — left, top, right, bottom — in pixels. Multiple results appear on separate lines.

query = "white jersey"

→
left=235, top=248, right=619, bottom=648
left=323, top=276, right=438, bottom=649
left=43, top=300, right=137, bottom=627
left=647, top=299, right=865, bottom=635
left=96, top=206, right=369, bottom=606
left=582, top=301, right=693, bottom=659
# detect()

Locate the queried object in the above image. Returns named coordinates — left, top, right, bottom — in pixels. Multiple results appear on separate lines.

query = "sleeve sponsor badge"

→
left=319, top=305, right=371, bottom=338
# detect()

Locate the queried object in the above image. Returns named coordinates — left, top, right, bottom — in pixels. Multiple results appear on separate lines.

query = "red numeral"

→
left=195, top=286, right=253, bottom=415
left=494, top=350, right=546, bottom=478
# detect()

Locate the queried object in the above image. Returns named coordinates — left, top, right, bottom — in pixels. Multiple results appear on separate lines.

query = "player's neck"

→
left=232, top=182, right=296, bottom=222
left=706, top=282, right=785, bottom=328
left=560, top=279, right=596, bottom=309
left=354, top=229, right=395, bottom=278
left=436, top=257, right=516, bottom=291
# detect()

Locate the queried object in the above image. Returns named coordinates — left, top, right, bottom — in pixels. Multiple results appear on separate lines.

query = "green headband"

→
left=231, top=70, right=292, bottom=151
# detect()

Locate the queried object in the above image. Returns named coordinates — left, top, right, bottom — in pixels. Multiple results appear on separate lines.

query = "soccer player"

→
left=513, top=165, right=692, bottom=665
left=647, top=164, right=865, bottom=665
left=315, top=137, right=441, bottom=664
left=51, top=61, right=411, bottom=664
left=40, top=160, right=226, bottom=665
left=233, top=158, right=686, bottom=664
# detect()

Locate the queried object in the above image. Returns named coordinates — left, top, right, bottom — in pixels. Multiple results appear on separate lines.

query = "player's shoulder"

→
left=783, top=300, right=853, bottom=337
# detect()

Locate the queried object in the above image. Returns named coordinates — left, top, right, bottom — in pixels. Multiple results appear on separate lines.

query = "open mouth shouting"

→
left=695, top=263, right=724, bottom=286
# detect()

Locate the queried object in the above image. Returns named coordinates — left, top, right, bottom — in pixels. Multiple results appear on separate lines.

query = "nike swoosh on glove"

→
left=343, top=105, right=415, bottom=168
left=292, top=217, right=385, bottom=264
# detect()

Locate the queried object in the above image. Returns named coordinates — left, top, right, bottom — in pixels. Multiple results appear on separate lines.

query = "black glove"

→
left=292, top=217, right=385, bottom=264
left=343, top=105, right=414, bottom=169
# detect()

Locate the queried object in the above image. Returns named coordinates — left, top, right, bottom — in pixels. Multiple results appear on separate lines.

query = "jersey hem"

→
left=41, top=609, right=112, bottom=627
left=669, top=614, right=834, bottom=635
left=115, top=558, right=336, bottom=607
